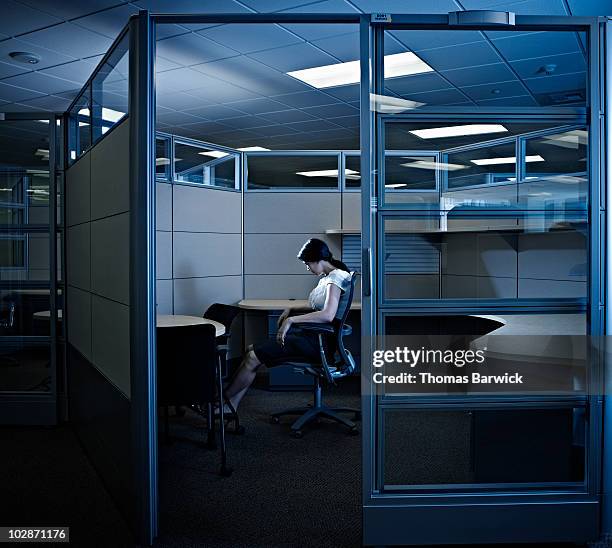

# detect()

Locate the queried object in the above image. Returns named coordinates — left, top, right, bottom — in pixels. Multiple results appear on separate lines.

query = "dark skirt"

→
left=252, top=328, right=335, bottom=368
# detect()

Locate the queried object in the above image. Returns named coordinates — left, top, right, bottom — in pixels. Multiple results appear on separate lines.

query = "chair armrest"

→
left=291, top=322, right=335, bottom=335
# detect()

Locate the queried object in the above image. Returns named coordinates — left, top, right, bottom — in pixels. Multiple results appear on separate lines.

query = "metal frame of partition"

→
left=360, top=13, right=607, bottom=546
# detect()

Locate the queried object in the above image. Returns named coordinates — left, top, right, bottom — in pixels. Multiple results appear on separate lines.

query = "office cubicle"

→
left=59, top=9, right=611, bottom=546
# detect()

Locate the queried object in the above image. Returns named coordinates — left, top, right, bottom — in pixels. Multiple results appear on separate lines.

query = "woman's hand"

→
left=276, top=317, right=293, bottom=345
left=277, top=308, right=290, bottom=328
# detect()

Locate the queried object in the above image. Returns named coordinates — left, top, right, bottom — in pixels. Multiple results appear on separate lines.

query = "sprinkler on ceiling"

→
left=9, top=51, right=41, bottom=65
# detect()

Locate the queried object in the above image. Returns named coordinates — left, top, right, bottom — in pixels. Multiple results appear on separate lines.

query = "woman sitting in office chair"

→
left=224, top=238, right=351, bottom=411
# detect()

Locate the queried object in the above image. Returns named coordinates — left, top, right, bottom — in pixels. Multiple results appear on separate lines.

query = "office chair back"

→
left=334, top=271, right=358, bottom=372
left=156, top=323, right=217, bottom=406
left=203, top=303, right=240, bottom=335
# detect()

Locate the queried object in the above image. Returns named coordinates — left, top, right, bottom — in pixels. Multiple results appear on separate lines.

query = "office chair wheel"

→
left=290, top=429, right=303, bottom=439
left=348, top=426, right=359, bottom=436
left=270, top=415, right=280, bottom=424
left=220, top=465, right=233, bottom=477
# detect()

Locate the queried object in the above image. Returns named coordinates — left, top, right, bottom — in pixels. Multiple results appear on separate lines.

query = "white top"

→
left=308, top=269, right=352, bottom=320
left=156, top=315, right=225, bottom=336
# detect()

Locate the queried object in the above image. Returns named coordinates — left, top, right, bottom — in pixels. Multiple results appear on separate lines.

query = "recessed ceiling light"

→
left=409, top=124, right=508, bottom=139
left=34, top=148, right=49, bottom=159
left=198, top=150, right=229, bottom=158
left=370, top=93, right=424, bottom=113
left=385, top=183, right=407, bottom=188
left=78, top=107, right=125, bottom=123
left=402, top=160, right=467, bottom=171
left=471, top=155, right=544, bottom=166
left=296, top=169, right=358, bottom=178
left=237, top=146, right=270, bottom=152
left=287, top=52, right=432, bottom=89
left=9, top=51, right=41, bottom=65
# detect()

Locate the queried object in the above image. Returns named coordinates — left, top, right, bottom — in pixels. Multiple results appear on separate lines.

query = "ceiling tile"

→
left=0, top=81, right=45, bottom=102
left=322, top=84, right=360, bottom=102
left=440, top=62, right=516, bottom=88
left=461, top=0, right=568, bottom=15
left=327, top=114, right=359, bottom=128
left=19, top=93, right=73, bottom=110
left=192, top=56, right=307, bottom=96
left=156, top=33, right=239, bottom=66
left=18, top=0, right=125, bottom=19
left=349, top=0, right=458, bottom=12
left=567, top=0, right=612, bottom=15
left=523, top=71, right=586, bottom=95
left=416, top=41, right=502, bottom=71
left=215, top=115, right=275, bottom=129
left=156, top=67, right=211, bottom=93
left=281, top=22, right=357, bottom=41
left=491, top=31, right=582, bottom=62
left=389, top=29, right=484, bottom=52
left=311, top=32, right=360, bottom=62
left=239, top=0, right=323, bottom=11
left=72, top=4, right=139, bottom=39
left=197, top=24, right=301, bottom=54
left=271, top=90, right=339, bottom=108
left=177, top=120, right=235, bottom=135
left=242, top=124, right=299, bottom=138
left=19, top=23, right=114, bottom=58
left=134, top=0, right=251, bottom=13
left=2, top=71, right=81, bottom=95
left=183, top=104, right=248, bottom=119
left=156, top=110, right=205, bottom=125
left=259, top=109, right=317, bottom=123
left=0, top=101, right=43, bottom=112
left=476, top=94, right=538, bottom=107
left=156, top=91, right=213, bottom=110
left=385, top=72, right=453, bottom=95
left=39, top=58, right=98, bottom=82
left=302, top=103, right=357, bottom=118
left=186, top=79, right=261, bottom=103
left=461, top=79, right=528, bottom=101
left=287, top=118, right=341, bottom=132
left=223, top=97, right=289, bottom=114
left=0, top=0, right=62, bottom=37
left=0, top=60, right=29, bottom=79
left=510, top=51, right=587, bottom=79
left=248, top=42, right=338, bottom=72
left=401, top=87, right=470, bottom=106
left=0, top=38, right=76, bottom=70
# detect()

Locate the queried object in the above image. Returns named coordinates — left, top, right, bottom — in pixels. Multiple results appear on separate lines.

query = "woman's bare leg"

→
left=225, top=349, right=261, bottom=409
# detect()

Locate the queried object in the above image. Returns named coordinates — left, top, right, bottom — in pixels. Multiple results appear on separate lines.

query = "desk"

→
left=156, top=314, right=225, bottom=337
left=237, top=299, right=361, bottom=311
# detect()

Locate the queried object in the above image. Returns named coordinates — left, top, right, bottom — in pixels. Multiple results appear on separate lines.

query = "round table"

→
left=156, top=314, right=225, bottom=337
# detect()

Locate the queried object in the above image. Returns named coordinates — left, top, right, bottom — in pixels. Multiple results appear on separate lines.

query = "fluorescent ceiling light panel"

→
left=402, top=160, right=466, bottom=171
left=471, top=155, right=544, bottom=166
left=156, top=157, right=171, bottom=166
left=199, top=150, right=229, bottom=158
left=385, top=183, right=407, bottom=188
left=541, top=129, right=587, bottom=149
left=410, top=124, right=508, bottom=139
left=370, top=93, right=424, bottom=113
left=287, top=52, right=432, bottom=89
left=78, top=107, right=125, bottom=123
left=296, top=169, right=359, bottom=178
left=237, top=146, right=270, bottom=152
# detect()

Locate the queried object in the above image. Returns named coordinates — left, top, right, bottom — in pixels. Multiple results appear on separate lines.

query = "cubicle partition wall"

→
left=64, top=14, right=156, bottom=544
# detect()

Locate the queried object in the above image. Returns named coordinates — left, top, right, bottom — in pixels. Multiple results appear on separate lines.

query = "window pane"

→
left=383, top=407, right=585, bottom=487
left=69, top=89, right=91, bottom=161
left=92, top=33, right=129, bottom=143
left=345, top=155, right=361, bottom=189
left=174, top=142, right=237, bottom=188
left=247, top=155, right=339, bottom=189
left=384, top=154, right=439, bottom=207
left=382, top=215, right=587, bottom=300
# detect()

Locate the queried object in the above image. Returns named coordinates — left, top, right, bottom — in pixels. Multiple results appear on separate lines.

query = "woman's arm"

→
left=277, top=284, right=340, bottom=344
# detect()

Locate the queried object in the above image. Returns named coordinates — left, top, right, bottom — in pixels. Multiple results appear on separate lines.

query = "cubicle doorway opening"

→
left=152, top=13, right=364, bottom=548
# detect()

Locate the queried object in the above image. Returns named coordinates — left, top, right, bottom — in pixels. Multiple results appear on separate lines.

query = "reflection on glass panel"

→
left=69, top=88, right=91, bottom=161
left=0, top=289, right=52, bottom=336
left=156, top=137, right=170, bottom=180
left=384, top=154, right=439, bottom=207
left=247, top=155, right=339, bottom=189
left=521, top=127, right=588, bottom=210
left=383, top=30, right=587, bottom=109
left=174, top=142, right=237, bottom=188
left=380, top=312, right=587, bottom=397
left=344, top=155, right=361, bottom=189
left=383, top=215, right=587, bottom=300
left=0, top=340, right=51, bottom=393
left=383, top=407, right=585, bottom=487
left=92, top=33, right=129, bottom=143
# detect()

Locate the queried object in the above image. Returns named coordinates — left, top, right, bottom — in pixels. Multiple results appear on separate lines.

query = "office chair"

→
left=157, top=323, right=232, bottom=476
left=202, top=303, right=244, bottom=435
left=270, top=272, right=360, bottom=438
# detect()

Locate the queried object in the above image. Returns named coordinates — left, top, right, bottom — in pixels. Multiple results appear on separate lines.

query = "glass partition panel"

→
left=384, top=153, right=439, bottom=206
left=246, top=154, right=339, bottom=189
left=174, top=141, right=238, bottom=189
left=156, top=137, right=170, bottom=180
left=92, top=33, right=129, bottom=142
left=382, top=215, right=587, bottom=301
left=0, top=340, right=52, bottom=393
left=383, top=406, right=585, bottom=488
left=344, top=154, right=361, bottom=189
left=68, top=87, right=91, bottom=163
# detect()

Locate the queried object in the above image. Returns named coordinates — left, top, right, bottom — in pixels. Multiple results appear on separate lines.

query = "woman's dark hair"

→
left=297, top=238, right=349, bottom=272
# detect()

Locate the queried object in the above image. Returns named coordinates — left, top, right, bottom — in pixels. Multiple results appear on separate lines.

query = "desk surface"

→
left=237, top=299, right=361, bottom=311
left=157, top=314, right=225, bottom=336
